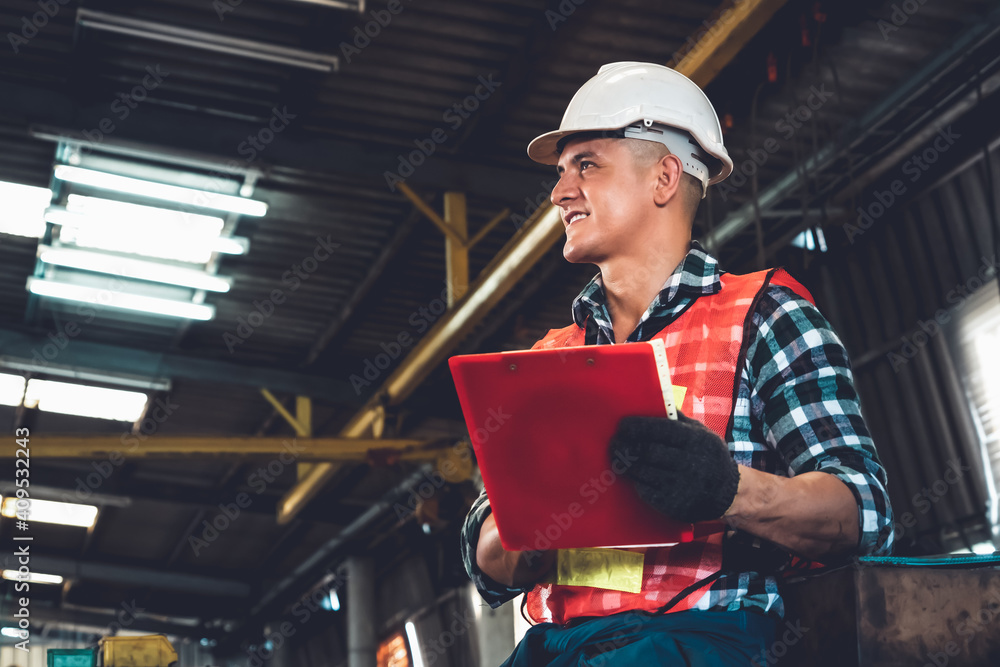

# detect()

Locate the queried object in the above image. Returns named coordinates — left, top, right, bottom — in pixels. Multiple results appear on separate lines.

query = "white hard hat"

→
left=527, top=62, right=733, bottom=197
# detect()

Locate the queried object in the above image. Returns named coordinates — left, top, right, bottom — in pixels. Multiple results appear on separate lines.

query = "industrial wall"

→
left=815, top=126, right=1000, bottom=555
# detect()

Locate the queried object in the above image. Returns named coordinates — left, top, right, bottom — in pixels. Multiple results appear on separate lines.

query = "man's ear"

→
left=652, top=153, right=684, bottom=207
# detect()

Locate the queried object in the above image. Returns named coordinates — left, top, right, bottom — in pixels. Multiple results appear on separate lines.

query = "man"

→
left=461, top=62, right=894, bottom=665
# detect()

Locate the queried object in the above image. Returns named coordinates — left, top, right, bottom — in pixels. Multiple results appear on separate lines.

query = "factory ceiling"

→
left=0, top=0, right=998, bottom=652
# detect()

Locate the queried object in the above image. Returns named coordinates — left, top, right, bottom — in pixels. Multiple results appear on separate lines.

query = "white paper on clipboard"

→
left=649, top=337, right=678, bottom=420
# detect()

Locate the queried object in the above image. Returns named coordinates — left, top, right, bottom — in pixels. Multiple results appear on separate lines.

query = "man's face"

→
left=551, top=136, right=658, bottom=264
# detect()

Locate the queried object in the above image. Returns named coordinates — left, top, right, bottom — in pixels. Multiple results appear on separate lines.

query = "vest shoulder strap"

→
left=764, top=268, right=815, bottom=305
left=719, top=268, right=815, bottom=305
left=529, top=268, right=813, bottom=351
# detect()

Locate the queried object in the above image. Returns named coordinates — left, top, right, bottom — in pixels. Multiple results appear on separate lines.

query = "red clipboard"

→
left=448, top=339, right=694, bottom=551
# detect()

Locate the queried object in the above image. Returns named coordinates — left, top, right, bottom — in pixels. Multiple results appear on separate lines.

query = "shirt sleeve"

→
left=460, top=488, right=533, bottom=607
left=745, top=285, right=895, bottom=557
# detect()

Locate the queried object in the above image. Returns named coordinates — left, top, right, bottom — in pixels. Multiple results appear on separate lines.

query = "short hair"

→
left=622, top=138, right=703, bottom=218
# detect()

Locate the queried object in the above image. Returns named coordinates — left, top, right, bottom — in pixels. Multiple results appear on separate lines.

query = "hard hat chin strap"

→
left=622, top=121, right=711, bottom=198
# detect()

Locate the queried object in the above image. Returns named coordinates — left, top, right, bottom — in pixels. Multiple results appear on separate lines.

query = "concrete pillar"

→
left=347, top=556, right=376, bottom=667
left=478, top=603, right=516, bottom=666
left=513, top=594, right=532, bottom=646
left=467, top=583, right=516, bottom=667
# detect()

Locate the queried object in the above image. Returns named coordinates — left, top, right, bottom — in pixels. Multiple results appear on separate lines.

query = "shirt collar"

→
left=571, top=241, right=723, bottom=330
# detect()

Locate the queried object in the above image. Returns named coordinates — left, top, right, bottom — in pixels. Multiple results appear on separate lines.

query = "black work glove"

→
left=609, top=411, right=740, bottom=523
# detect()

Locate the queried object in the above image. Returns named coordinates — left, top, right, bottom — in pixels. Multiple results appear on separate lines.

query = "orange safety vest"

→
left=523, top=268, right=814, bottom=625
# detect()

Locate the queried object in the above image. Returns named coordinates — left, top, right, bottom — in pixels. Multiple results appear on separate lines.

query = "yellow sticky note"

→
left=556, top=548, right=644, bottom=594
left=673, top=385, right=687, bottom=411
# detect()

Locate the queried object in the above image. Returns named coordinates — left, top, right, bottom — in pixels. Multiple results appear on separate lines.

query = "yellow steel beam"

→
left=371, top=404, right=387, bottom=439
left=397, top=182, right=465, bottom=245
left=260, top=389, right=310, bottom=437
left=444, top=191, right=469, bottom=306
left=296, top=395, right=314, bottom=478
left=296, top=395, right=312, bottom=434
left=467, top=206, right=511, bottom=250
left=259, top=390, right=316, bottom=476
left=277, top=0, right=784, bottom=523
left=0, top=436, right=440, bottom=461
left=672, top=0, right=789, bottom=87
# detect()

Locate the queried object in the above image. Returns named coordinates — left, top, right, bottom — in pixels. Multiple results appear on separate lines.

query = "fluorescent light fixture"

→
left=65, top=194, right=227, bottom=233
left=21, top=378, right=148, bottom=421
left=0, top=181, right=51, bottom=238
left=0, top=361, right=170, bottom=393
left=1, top=627, right=26, bottom=638
left=54, top=165, right=267, bottom=216
left=814, top=226, right=828, bottom=252
left=320, top=590, right=340, bottom=611
left=48, top=209, right=249, bottom=263
left=791, top=230, right=816, bottom=251
left=405, top=621, right=425, bottom=667
left=0, top=373, right=26, bottom=407
left=38, top=245, right=232, bottom=292
left=2, top=569, right=65, bottom=585
left=213, top=236, right=251, bottom=255
left=77, top=9, right=339, bottom=73
left=0, top=483, right=132, bottom=508
left=44, top=196, right=251, bottom=263
left=2, top=497, right=98, bottom=528
left=45, top=196, right=250, bottom=263
left=27, top=277, right=215, bottom=321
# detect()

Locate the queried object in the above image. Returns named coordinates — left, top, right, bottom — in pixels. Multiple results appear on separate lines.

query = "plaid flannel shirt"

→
left=461, top=242, right=894, bottom=618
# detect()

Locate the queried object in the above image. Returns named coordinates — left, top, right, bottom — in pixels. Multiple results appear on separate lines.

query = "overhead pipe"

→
left=705, top=6, right=1000, bottom=252
left=76, top=9, right=340, bottom=73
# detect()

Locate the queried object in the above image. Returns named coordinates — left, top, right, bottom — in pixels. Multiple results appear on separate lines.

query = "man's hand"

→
left=609, top=412, right=740, bottom=523
left=476, top=513, right=556, bottom=588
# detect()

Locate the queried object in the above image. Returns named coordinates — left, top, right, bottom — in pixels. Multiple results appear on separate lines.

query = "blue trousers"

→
left=499, top=609, right=777, bottom=667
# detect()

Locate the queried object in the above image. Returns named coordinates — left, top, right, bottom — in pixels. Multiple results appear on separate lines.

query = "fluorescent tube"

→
left=1, top=570, right=65, bottom=585
left=26, top=277, right=215, bottom=321
left=0, top=181, right=51, bottom=238
left=22, top=378, right=148, bottom=421
left=38, top=245, right=232, bottom=292
left=54, top=165, right=267, bottom=216
left=0, top=373, right=26, bottom=407
left=2, top=497, right=98, bottom=528
left=405, top=621, right=425, bottom=667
